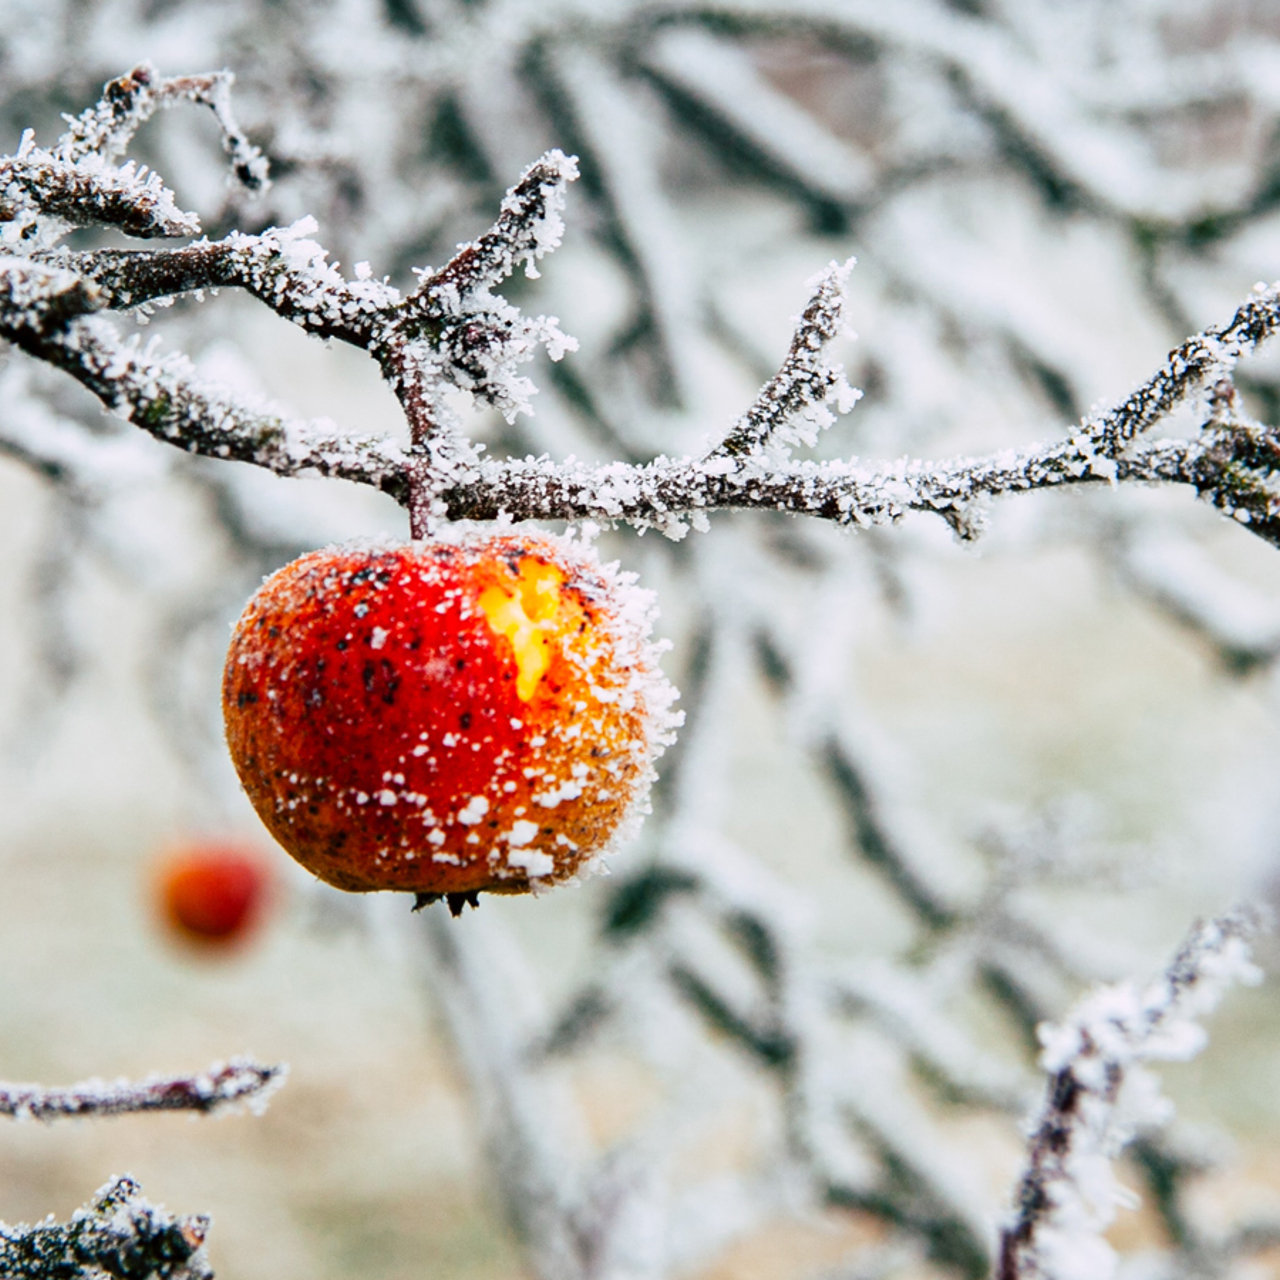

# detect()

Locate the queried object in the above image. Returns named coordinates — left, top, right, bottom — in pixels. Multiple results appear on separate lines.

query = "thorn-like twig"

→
left=56, top=62, right=267, bottom=188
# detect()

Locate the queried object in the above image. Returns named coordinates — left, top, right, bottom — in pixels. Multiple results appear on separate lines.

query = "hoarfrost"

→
left=999, top=910, right=1264, bottom=1280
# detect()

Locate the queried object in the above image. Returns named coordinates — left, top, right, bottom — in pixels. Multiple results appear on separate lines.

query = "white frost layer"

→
left=1003, top=910, right=1262, bottom=1280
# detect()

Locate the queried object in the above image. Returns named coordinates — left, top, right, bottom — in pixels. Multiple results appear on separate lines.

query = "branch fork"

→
left=6, top=66, right=1280, bottom=550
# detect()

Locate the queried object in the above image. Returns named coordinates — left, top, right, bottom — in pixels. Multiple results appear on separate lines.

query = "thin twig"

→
left=708, top=259, right=859, bottom=459
left=0, top=1057, right=286, bottom=1121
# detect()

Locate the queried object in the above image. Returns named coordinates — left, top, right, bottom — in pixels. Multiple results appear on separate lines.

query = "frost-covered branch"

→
left=708, top=259, right=861, bottom=459
left=427, top=282, right=1280, bottom=541
left=437, top=436, right=1200, bottom=534
left=54, top=62, right=267, bottom=184
left=0, top=258, right=104, bottom=338
left=1111, top=528, right=1280, bottom=673
left=2, top=148, right=200, bottom=242
left=550, top=45, right=702, bottom=407
left=1, top=62, right=264, bottom=249
left=415, top=911, right=596, bottom=1280
left=999, top=909, right=1264, bottom=1280
left=14, top=329, right=1244, bottom=541
left=0, top=1176, right=213, bottom=1280
left=0, top=1056, right=284, bottom=1121
left=413, top=151, right=576, bottom=300
left=383, top=147, right=580, bottom=530
left=44, top=230, right=396, bottom=346
left=1081, top=293, right=1280, bottom=454
left=6, top=69, right=1280, bottom=548
left=674, top=0, right=1266, bottom=222
left=53, top=322, right=405, bottom=494
left=644, top=27, right=876, bottom=209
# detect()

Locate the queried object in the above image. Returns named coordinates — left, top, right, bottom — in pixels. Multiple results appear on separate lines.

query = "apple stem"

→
left=381, top=342, right=442, bottom=538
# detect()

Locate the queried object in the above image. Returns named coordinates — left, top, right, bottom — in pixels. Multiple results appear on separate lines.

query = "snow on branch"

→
left=415, top=150, right=578, bottom=297
left=2, top=144, right=201, bottom=242
left=0, top=1056, right=285, bottom=1121
left=382, top=150, right=580, bottom=491
left=55, top=63, right=266, bottom=184
left=1080, top=289, right=1280, bottom=456
left=35, top=315, right=408, bottom=493
left=5, top=69, right=1280, bottom=548
left=1, top=62, right=264, bottom=252
left=48, top=226, right=397, bottom=344
left=708, top=259, right=861, bottom=460
left=440, top=435, right=1198, bottom=535
left=721, top=0, right=1252, bottom=222
left=0, top=1176, right=213, bottom=1280
left=998, top=909, right=1264, bottom=1280
left=0, top=258, right=104, bottom=337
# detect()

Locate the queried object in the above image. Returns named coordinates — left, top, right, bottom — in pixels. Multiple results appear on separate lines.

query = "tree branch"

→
left=998, top=909, right=1263, bottom=1280
left=2, top=311, right=411, bottom=500
left=707, top=259, right=860, bottom=460
left=0, top=1057, right=285, bottom=1121
left=44, top=227, right=396, bottom=346
left=436, top=436, right=1204, bottom=532
left=0, top=1176, right=213, bottom=1280
left=55, top=62, right=267, bottom=186
left=1, top=150, right=200, bottom=241
left=5, top=68, right=1280, bottom=556
left=410, top=150, right=577, bottom=300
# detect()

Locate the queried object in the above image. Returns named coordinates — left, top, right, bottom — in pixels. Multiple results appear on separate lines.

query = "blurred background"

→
left=5, top=2, right=1280, bottom=1277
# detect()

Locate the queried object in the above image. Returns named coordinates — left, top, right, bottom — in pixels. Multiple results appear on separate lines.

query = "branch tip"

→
left=709, top=256, right=860, bottom=461
left=0, top=1055, right=287, bottom=1122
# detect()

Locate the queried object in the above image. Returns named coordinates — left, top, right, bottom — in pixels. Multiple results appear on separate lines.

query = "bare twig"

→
left=1, top=150, right=200, bottom=240
left=55, top=62, right=267, bottom=187
left=411, top=150, right=577, bottom=300
left=708, top=259, right=860, bottom=459
left=0, top=1057, right=286, bottom=1121
left=44, top=226, right=397, bottom=346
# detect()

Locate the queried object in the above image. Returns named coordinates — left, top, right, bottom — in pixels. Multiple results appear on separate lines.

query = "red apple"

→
left=222, top=532, right=677, bottom=905
left=157, top=844, right=270, bottom=947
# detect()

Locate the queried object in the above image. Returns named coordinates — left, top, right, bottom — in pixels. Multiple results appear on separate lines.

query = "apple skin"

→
left=222, top=533, right=669, bottom=897
left=157, top=845, right=269, bottom=946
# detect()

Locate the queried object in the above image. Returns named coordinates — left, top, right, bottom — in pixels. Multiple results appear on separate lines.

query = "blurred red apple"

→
left=156, top=844, right=271, bottom=948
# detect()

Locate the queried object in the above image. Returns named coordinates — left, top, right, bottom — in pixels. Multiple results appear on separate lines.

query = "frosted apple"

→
left=222, top=532, right=677, bottom=906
